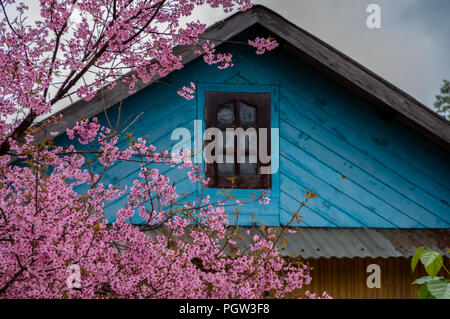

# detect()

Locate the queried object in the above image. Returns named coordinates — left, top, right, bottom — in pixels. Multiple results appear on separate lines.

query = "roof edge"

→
left=36, top=5, right=450, bottom=150
left=252, top=5, right=450, bottom=149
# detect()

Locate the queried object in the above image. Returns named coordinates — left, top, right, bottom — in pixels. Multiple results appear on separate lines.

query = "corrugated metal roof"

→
left=252, top=228, right=450, bottom=258
left=143, top=227, right=450, bottom=259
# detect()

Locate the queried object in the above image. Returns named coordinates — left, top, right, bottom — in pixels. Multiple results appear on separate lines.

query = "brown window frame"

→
left=204, top=91, right=271, bottom=189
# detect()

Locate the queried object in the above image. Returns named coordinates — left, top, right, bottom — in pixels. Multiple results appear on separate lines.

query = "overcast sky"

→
left=193, top=0, right=450, bottom=108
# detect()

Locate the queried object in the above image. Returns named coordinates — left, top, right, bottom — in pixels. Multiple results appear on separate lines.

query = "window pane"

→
left=239, top=155, right=257, bottom=175
left=242, top=132, right=257, bottom=152
left=223, top=130, right=234, bottom=155
left=217, top=103, right=235, bottom=125
left=217, top=163, right=235, bottom=176
left=239, top=101, right=257, bottom=126
left=217, top=154, right=235, bottom=176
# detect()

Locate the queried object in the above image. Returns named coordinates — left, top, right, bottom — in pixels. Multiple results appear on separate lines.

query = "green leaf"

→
left=417, top=283, right=435, bottom=299
left=411, top=246, right=425, bottom=272
left=426, top=280, right=450, bottom=299
left=413, top=276, right=445, bottom=285
left=420, top=250, right=443, bottom=277
left=413, top=276, right=443, bottom=285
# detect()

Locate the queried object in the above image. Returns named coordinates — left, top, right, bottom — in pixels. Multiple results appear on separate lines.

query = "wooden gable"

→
left=48, top=7, right=449, bottom=228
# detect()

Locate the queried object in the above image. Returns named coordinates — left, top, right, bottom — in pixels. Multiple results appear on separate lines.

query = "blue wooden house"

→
left=48, top=6, right=449, bottom=298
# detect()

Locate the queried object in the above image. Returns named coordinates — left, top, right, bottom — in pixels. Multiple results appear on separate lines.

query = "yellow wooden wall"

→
left=287, top=257, right=449, bottom=299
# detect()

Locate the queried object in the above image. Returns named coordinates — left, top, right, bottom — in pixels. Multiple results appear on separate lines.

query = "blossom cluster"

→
left=197, top=40, right=234, bottom=69
left=177, top=82, right=196, bottom=100
left=248, top=37, right=279, bottom=55
left=0, top=0, right=327, bottom=299
left=0, top=0, right=254, bottom=150
left=0, top=118, right=327, bottom=298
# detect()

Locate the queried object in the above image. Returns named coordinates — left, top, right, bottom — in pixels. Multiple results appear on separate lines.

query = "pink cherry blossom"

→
left=248, top=36, right=279, bottom=55
left=177, top=82, right=196, bottom=99
left=0, top=0, right=327, bottom=299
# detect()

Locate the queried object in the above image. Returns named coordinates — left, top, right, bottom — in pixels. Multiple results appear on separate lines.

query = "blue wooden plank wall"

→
left=56, top=29, right=450, bottom=228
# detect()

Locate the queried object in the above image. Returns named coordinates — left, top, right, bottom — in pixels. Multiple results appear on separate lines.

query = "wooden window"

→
left=204, top=91, right=271, bottom=189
